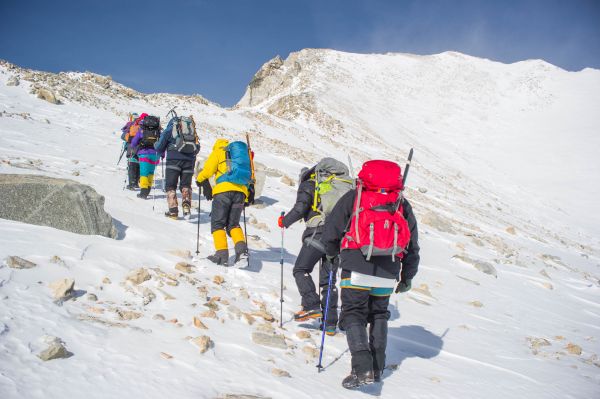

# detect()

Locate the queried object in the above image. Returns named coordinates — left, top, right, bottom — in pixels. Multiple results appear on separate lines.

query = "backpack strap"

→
left=354, top=181, right=363, bottom=244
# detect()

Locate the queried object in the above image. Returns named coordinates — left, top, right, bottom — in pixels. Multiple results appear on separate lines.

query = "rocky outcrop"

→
left=0, top=174, right=117, bottom=238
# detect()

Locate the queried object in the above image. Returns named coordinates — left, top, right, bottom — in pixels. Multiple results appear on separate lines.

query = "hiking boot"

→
left=294, top=308, right=322, bottom=322
left=233, top=241, right=248, bottom=264
left=207, top=250, right=229, bottom=266
left=164, top=207, right=178, bottom=220
left=137, top=188, right=150, bottom=199
left=319, top=322, right=337, bottom=336
left=126, top=184, right=137, bottom=191
left=182, top=202, right=191, bottom=218
left=342, top=369, right=374, bottom=389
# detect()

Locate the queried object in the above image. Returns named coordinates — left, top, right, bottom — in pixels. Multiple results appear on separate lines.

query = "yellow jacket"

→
left=196, top=139, right=249, bottom=198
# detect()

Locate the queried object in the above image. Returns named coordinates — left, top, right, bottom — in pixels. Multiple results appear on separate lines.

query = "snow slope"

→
left=0, top=51, right=599, bottom=399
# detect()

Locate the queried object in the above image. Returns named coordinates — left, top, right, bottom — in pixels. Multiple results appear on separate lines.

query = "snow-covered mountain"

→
left=0, top=50, right=599, bottom=399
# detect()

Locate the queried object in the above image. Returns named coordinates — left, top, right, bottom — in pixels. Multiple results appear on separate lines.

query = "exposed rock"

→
left=421, top=211, right=456, bottom=234
left=157, top=288, right=176, bottom=300
left=200, top=310, right=217, bottom=319
left=153, top=314, right=165, bottom=320
left=469, top=301, right=483, bottom=308
left=527, top=337, right=551, bottom=355
left=191, top=335, right=213, bottom=353
left=280, top=175, right=295, bottom=186
left=256, top=323, right=275, bottom=333
left=6, top=75, right=19, bottom=86
left=238, top=288, right=250, bottom=299
left=227, top=305, right=242, bottom=319
left=271, top=368, right=291, bottom=378
left=251, top=310, right=275, bottom=322
left=566, top=343, right=582, bottom=355
left=204, top=301, right=220, bottom=311
left=38, top=339, right=72, bottom=361
left=126, top=268, right=151, bottom=285
left=242, top=313, right=256, bottom=325
left=5, top=256, right=36, bottom=269
left=296, top=331, right=311, bottom=340
left=175, top=262, right=195, bottom=274
left=0, top=175, right=117, bottom=238
left=169, top=249, right=192, bottom=259
left=541, top=282, right=554, bottom=290
left=412, top=283, right=433, bottom=298
left=49, top=278, right=75, bottom=300
left=252, top=332, right=287, bottom=349
left=160, top=352, right=173, bottom=360
left=87, top=293, right=98, bottom=301
left=506, top=226, right=516, bottom=235
left=116, top=309, right=142, bottom=320
left=102, top=277, right=112, bottom=284
left=36, top=88, right=60, bottom=104
left=85, top=306, right=104, bottom=314
left=453, top=254, right=498, bottom=278
left=213, top=275, right=225, bottom=285
left=49, top=255, right=66, bottom=266
left=193, top=317, right=208, bottom=329
left=139, top=287, right=156, bottom=305
left=418, top=187, right=428, bottom=193
left=302, top=345, right=319, bottom=358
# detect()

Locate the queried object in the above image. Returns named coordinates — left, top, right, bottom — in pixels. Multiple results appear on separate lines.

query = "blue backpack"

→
left=217, top=141, right=252, bottom=186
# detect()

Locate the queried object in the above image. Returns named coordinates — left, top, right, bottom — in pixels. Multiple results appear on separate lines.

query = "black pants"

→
left=211, top=191, right=245, bottom=234
left=340, top=269, right=390, bottom=373
left=127, top=158, right=139, bottom=187
left=165, top=159, right=194, bottom=191
left=293, top=231, right=339, bottom=326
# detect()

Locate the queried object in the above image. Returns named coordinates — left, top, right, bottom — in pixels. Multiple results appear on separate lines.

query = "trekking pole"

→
left=242, top=202, right=250, bottom=268
left=317, top=258, right=334, bottom=372
left=161, top=162, right=166, bottom=192
left=123, top=158, right=129, bottom=190
left=117, top=143, right=127, bottom=165
left=196, top=186, right=201, bottom=255
left=279, top=211, right=285, bottom=328
left=402, top=148, right=414, bottom=188
left=152, top=163, right=157, bottom=211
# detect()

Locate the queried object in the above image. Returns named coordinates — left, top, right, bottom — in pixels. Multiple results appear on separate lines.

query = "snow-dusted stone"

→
left=35, top=88, right=60, bottom=104
left=252, top=332, right=287, bottom=349
left=0, top=174, right=117, bottom=238
left=5, top=256, right=36, bottom=269
left=302, top=345, right=319, bottom=358
left=271, top=368, right=291, bottom=378
left=48, top=278, right=74, bottom=300
left=49, top=255, right=66, bottom=267
left=251, top=310, right=275, bottom=323
left=126, top=268, right=151, bottom=285
left=280, top=175, right=295, bottom=186
left=87, top=293, right=98, bottom=301
left=453, top=254, right=498, bottom=278
left=296, top=331, right=311, bottom=340
left=213, top=275, right=225, bottom=285
left=175, top=262, right=195, bottom=274
left=421, top=211, right=456, bottom=234
left=116, top=309, right=142, bottom=320
left=169, top=249, right=192, bottom=259
left=566, top=343, right=582, bottom=355
left=6, top=75, right=19, bottom=86
left=38, top=338, right=72, bottom=361
left=191, top=335, right=213, bottom=353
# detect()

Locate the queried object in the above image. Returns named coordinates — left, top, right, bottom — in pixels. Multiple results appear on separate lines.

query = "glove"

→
left=278, top=215, right=285, bottom=228
left=395, top=279, right=412, bottom=294
left=200, top=180, right=213, bottom=201
left=247, top=183, right=255, bottom=205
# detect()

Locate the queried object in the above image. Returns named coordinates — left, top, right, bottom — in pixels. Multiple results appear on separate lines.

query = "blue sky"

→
left=1, top=0, right=599, bottom=106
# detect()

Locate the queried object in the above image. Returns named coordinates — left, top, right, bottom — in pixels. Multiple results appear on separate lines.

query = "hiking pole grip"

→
left=402, top=148, right=414, bottom=188
left=279, top=211, right=285, bottom=328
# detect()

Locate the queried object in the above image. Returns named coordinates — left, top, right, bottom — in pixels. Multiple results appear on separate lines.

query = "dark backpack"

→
left=140, top=116, right=160, bottom=148
left=171, top=116, right=199, bottom=154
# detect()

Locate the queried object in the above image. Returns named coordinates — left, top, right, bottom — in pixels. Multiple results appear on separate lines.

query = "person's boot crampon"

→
left=207, top=249, right=229, bottom=266
left=137, top=188, right=150, bottom=199
left=342, top=369, right=375, bottom=389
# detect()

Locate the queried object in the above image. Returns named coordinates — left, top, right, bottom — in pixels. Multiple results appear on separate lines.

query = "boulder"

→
left=49, top=278, right=75, bottom=300
left=5, top=256, right=36, bottom=269
left=126, top=268, right=151, bottom=285
left=252, top=332, right=287, bottom=349
left=0, top=174, right=117, bottom=238
left=35, top=88, right=60, bottom=104
left=38, top=337, right=72, bottom=361
left=6, top=76, right=19, bottom=86
left=191, top=335, right=213, bottom=353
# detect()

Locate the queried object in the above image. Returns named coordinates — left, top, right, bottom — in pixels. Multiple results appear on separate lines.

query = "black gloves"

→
left=247, top=183, right=255, bottom=206
left=197, top=179, right=213, bottom=201
left=395, top=279, right=412, bottom=294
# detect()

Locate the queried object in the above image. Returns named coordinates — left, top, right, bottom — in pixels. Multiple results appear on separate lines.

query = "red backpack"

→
left=341, top=160, right=411, bottom=260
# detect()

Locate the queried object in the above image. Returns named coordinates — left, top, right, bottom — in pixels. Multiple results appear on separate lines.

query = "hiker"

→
left=130, top=114, right=161, bottom=199
left=154, top=114, right=200, bottom=219
left=322, top=160, right=420, bottom=389
left=278, top=158, right=353, bottom=336
left=196, top=138, right=252, bottom=266
left=120, top=112, right=140, bottom=190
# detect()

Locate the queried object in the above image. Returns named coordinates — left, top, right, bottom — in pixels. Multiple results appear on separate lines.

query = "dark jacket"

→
left=154, top=119, right=199, bottom=161
left=282, top=168, right=322, bottom=239
left=322, top=190, right=420, bottom=281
